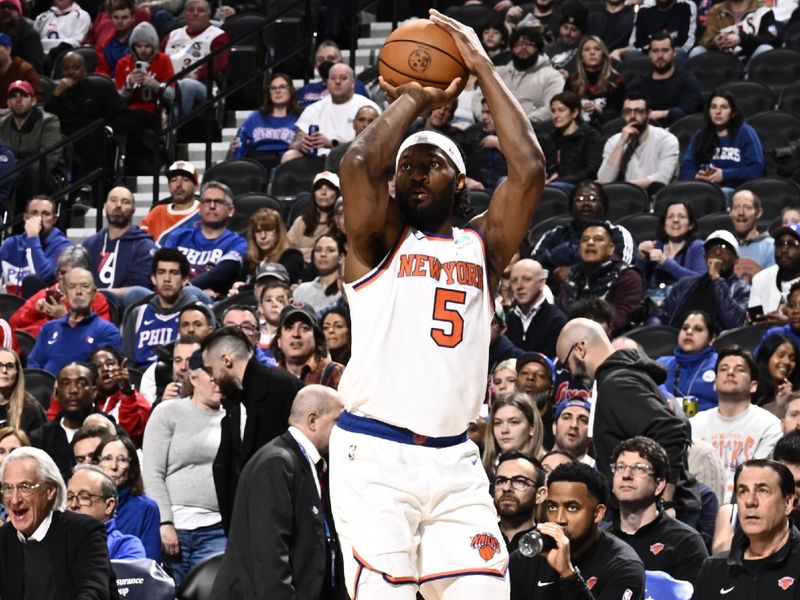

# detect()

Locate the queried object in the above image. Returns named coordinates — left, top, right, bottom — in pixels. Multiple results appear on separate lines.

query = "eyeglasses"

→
left=574, top=194, right=600, bottom=204
left=269, top=84, right=289, bottom=91
left=494, top=475, right=536, bottom=491
left=99, top=455, right=130, bottom=466
left=66, top=491, right=106, bottom=507
left=200, top=197, right=230, bottom=207
left=0, top=362, right=17, bottom=372
left=1, top=482, right=44, bottom=498
left=706, top=242, right=732, bottom=252
left=610, top=462, right=654, bottom=476
left=226, top=322, right=258, bottom=334
left=561, top=342, right=580, bottom=368
left=777, top=239, right=800, bottom=248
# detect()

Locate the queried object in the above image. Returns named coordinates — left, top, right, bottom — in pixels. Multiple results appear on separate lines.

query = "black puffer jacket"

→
left=543, top=123, right=604, bottom=184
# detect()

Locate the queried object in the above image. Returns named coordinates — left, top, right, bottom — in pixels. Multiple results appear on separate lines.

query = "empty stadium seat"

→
left=228, top=193, right=285, bottom=232
left=785, top=21, right=800, bottom=52
left=603, top=182, right=650, bottom=220
left=686, top=51, right=744, bottom=95
left=269, top=156, right=326, bottom=198
left=654, top=181, right=726, bottom=217
left=23, top=368, right=54, bottom=410
left=620, top=56, right=653, bottom=83
left=736, top=177, right=800, bottom=220
left=203, top=158, right=269, bottom=196
left=697, top=211, right=734, bottom=239
left=718, top=81, right=775, bottom=118
left=747, top=111, right=800, bottom=175
left=616, top=213, right=660, bottom=245
left=601, top=116, right=624, bottom=141
left=713, top=324, right=769, bottom=353
left=668, top=113, right=705, bottom=156
left=0, top=293, right=23, bottom=320
left=779, top=81, right=800, bottom=118
left=285, top=191, right=313, bottom=227
left=748, top=49, right=800, bottom=94
left=626, top=325, right=679, bottom=360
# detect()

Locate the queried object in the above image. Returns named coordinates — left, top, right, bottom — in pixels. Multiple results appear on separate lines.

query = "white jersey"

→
left=164, top=25, right=224, bottom=75
left=338, top=225, right=493, bottom=437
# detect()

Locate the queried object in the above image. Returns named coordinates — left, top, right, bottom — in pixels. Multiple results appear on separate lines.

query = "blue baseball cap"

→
left=554, top=398, right=592, bottom=419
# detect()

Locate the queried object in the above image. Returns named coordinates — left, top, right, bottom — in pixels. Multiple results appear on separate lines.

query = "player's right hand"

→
left=429, top=8, right=490, bottom=74
left=378, top=76, right=462, bottom=112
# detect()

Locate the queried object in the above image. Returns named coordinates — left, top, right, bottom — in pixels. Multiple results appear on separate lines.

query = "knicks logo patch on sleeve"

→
left=779, top=577, right=795, bottom=590
left=586, top=576, right=597, bottom=590
left=470, top=533, right=501, bottom=561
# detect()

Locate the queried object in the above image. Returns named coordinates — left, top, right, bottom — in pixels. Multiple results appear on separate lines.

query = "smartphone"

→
left=747, top=305, right=764, bottom=320
left=135, top=61, right=148, bottom=71
left=45, top=288, right=63, bottom=303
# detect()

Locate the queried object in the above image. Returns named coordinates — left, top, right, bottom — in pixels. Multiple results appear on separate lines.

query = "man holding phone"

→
left=749, top=223, right=800, bottom=327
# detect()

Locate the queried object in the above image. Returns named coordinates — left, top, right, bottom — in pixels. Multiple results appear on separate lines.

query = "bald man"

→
left=211, top=385, right=347, bottom=599
left=556, top=318, right=699, bottom=521
left=506, top=258, right=566, bottom=356
left=82, top=185, right=157, bottom=306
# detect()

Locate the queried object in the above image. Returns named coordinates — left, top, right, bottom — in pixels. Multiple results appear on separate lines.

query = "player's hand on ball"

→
left=379, top=76, right=462, bottom=111
left=429, top=8, right=490, bottom=72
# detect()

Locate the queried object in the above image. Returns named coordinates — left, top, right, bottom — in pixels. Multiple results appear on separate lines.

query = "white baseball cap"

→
left=313, top=171, right=340, bottom=190
left=704, top=229, right=738, bottom=256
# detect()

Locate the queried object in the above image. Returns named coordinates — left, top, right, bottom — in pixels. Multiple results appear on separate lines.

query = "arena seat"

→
left=718, top=81, right=775, bottom=118
left=269, top=155, right=326, bottom=198
left=697, top=211, right=735, bottom=239
left=668, top=113, right=705, bottom=156
left=601, top=116, right=624, bottom=141
left=222, top=13, right=269, bottom=109
left=736, top=177, right=800, bottom=220
left=23, top=368, right=54, bottom=411
left=748, top=49, right=800, bottom=94
left=526, top=215, right=572, bottom=252
left=228, top=193, right=285, bottom=232
left=747, top=111, right=800, bottom=175
left=654, top=181, right=726, bottom=217
left=620, top=56, right=653, bottom=83
left=713, top=324, right=769, bottom=354
left=285, top=190, right=313, bottom=227
left=444, top=4, right=498, bottom=32
left=602, top=182, right=650, bottom=221
left=685, top=51, right=744, bottom=95
left=534, top=185, right=571, bottom=221
left=16, top=331, right=34, bottom=367
left=615, top=212, right=660, bottom=245
left=51, top=46, right=98, bottom=78
left=0, top=293, right=23, bottom=320
left=203, top=158, right=269, bottom=196
left=778, top=81, right=800, bottom=119
left=626, top=325, right=679, bottom=360
left=785, top=21, right=800, bottom=52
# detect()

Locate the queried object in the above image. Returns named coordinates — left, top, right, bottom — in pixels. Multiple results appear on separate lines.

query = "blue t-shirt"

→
left=161, top=225, right=247, bottom=280
left=233, top=112, right=297, bottom=157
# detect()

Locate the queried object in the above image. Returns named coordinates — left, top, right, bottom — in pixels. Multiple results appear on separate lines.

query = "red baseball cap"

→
left=8, top=80, right=33, bottom=96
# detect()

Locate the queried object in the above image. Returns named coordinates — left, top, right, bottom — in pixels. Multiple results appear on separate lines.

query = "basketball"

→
left=379, top=19, right=469, bottom=91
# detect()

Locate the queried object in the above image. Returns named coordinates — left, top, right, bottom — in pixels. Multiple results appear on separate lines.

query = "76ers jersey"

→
left=338, top=225, right=493, bottom=437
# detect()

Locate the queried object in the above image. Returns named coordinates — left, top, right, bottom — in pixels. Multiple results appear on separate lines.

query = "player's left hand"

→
left=537, top=522, right=574, bottom=578
left=429, top=8, right=490, bottom=74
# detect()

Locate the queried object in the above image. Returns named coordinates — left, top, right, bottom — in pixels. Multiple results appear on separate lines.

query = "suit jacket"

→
left=211, top=431, right=346, bottom=599
left=29, top=416, right=75, bottom=483
left=213, top=356, right=303, bottom=532
left=0, top=510, right=118, bottom=600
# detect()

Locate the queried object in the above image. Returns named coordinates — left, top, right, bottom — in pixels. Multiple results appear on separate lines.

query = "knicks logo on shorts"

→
left=469, top=533, right=501, bottom=562
left=779, top=577, right=795, bottom=590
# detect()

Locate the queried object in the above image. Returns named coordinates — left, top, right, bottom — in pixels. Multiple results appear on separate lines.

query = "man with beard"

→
left=587, top=0, right=635, bottom=52
left=650, top=230, right=749, bottom=331
left=729, top=190, right=775, bottom=274
left=161, top=181, right=247, bottom=300
left=607, top=436, right=708, bottom=586
left=0, top=0, right=43, bottom=73
left=597, top=93, right=679, bottom=193
left=0, top=80, right=64, bottom=200
left=509, top=461, right=645, bottom=600
left=552, top=399, right=593, bottom=466
left=749, top=222, right=800, bottom=326
left=0, top=195, right=70, bottom=296
left=474, top=26, right=563, bottom=127
left=120, top=248, right=196, bottom=368
left=532, top=182, right=635, bottom=291
left=493, top=450, right=546, bottom=553
left=332, top=10, right=545, bottom=599
left=140, top=162, right=200, bottom=244
left=82, top=186, right=156, bottom=309
left=544, top=5, right=588, bottom=77
left=200, top=326, right=302, bottom=533
left=27, top=267, right=121, bottom=376
left=627, top=31, right=702, bottom=127
left=30, top=362, right=101, bottom=480
left=555, top=318, right=700, bottom=524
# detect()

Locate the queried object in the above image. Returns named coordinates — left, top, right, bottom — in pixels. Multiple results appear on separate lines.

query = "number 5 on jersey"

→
left=431, top=288, right=466, bottom=348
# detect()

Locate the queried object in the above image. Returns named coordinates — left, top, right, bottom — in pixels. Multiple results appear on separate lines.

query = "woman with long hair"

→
left=231, top=73, right=303, bottom=174
left=321, top=306, right=351, bottom=365
left=292, top=233, right=345, bottom=311
left=243, top=208, right=304, bottom=284
left=637, top=199, right=706, bottom=297
left=287, top=171, right=341, bottom=263
left=544, top=91, right=603, bottom=191
left=754, top=333, right=800, bottom=416
left=0, top=348, right=44, bottom=433
left=680, top=90, right=764, bottom=190
left=94, top=434, right=161, bottom=561
left=568, top=36, right=625, bottom=125
left=482, top=392, right=544, bottom=476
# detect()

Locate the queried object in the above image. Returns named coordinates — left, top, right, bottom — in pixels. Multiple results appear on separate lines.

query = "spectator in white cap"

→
left=750, top=222, right=800, bottom=327
left=140, top=160, right=200, bottom=243
left=287, top=171, right=341, bottom=263
left=649, top=229, right=750, bottom=331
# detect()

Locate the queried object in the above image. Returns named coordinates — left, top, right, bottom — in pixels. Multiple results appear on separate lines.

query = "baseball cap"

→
left=279, top=301, right=318, bottom=328
left=554, top=398, right=592, bottom=419
left=188, top=349, right=204, bottom=370
left=7, top=79, right=32, bottom=96
left=516, top=352, right=554, bottom=383
left=560, top=5, right=587, bottom=31
left=396, top=130, right=466, bottom=175
left=254, top=261, right=289, bottom=284
left=313, top=171, right=340, bottom=191
left=772, top=222, right=800, bottom=242
left=0, top=33, right=12, bottom=48
left=167, top=160, right=198, bottom=185
left=703, top=230, right=739, bottom=255
left=0, top=0, right=21, bottom=14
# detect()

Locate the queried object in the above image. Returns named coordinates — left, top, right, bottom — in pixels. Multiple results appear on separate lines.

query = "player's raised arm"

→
left=430, top=9, right=545, bottom=287
left=340, top=73, right=461, bottom=283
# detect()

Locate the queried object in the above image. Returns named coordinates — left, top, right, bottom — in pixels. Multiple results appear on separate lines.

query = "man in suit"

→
left=0, top=446, right=117, bottom=599
left=201, top=326, right=303, bottom=532
left=211, top=384, right=346, bottom=599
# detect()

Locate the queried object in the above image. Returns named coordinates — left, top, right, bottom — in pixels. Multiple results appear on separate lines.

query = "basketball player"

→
left=330, top=9, right=545, bottom=600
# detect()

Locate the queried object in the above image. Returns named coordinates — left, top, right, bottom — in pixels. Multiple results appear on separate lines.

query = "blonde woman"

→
left=0, top=349, right=45, bottom=433
left=482, top=392, right=544, bottom=476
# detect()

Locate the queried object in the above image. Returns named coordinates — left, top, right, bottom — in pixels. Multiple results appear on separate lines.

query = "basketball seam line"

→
left=382, top=40, right=468, bottom=71
left=378, top=59, right=458, bottom=85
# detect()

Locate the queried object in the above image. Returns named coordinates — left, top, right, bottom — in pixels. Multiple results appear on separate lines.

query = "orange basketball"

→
left=379, top=19, right=469, bottom=91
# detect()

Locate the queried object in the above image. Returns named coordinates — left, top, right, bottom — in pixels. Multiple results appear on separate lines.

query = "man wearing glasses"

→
left=597, top=92, right=679, bottom=193
left=493, top=450, right=546, bottom=554
left=0, top=446, right=118, bottom=599
left=607, top=436, right=707, bottom=586
left=67, top=464, right=145, bottom=559
left=555, top=318, right=699, bottom=524
left=161, top=180, right=247, bottom=300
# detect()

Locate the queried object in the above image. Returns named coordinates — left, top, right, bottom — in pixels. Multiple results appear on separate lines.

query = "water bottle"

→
left=308, top=124, right=319, bottom=156
left=517, top=529, right=557, bottom=557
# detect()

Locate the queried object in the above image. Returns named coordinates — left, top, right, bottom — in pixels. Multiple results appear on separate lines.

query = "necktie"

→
left=616, top=139, right=639, bottom=182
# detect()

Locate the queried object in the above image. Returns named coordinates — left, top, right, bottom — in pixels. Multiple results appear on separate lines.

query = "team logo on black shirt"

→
left=779, top=577, right=795, bottom=591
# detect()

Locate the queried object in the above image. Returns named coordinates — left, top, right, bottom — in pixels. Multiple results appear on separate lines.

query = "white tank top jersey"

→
left=165, top=25, right=224, bottom=74
left=338, top=225, right=493, bottom=437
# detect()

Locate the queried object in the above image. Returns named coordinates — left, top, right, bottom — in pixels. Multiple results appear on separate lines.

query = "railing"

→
left=150, top=0, right=321, bottom=203
left=0, top=118, right=111, bottom=238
